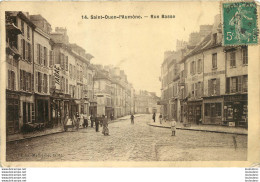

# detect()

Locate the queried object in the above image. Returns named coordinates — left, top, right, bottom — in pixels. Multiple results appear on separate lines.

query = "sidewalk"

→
left=7, top=114, right=144, bottom=143
left=148, top=120, right=248, bottom=135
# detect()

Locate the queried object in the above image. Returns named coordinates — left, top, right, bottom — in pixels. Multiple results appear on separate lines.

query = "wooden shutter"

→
left=208, top=79, right=212, bottom=96
left=8, top=70, right=11, bottom=89
left=201, top=81, right=204, bottom=97
left=238, top=76, right=242, bottom=92
left=216, top=78, right=220, bottom=95
left=20, top=70, right=23, bottom=90
left=25, top=42, right=28, bottom=61
left=41, top=46, right=43, bottom=65
left=41, top=73, right=44, bottom=93
left=23, top=71, right=26, bottom=91
left=49, top=50, right=53, bottom=67
left=13, top=72, right=16, bottom=91
left=35, top=72, right=38, bottom=92
left=226, top=77, right=230, bottom=93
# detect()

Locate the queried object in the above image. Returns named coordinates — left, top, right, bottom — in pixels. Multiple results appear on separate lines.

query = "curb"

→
left=147, top=123, right=248, bottom=136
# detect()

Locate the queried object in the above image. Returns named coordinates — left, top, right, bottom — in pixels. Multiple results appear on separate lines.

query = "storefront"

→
left=6, top=91, right=20, bottom=135
left=203, top=96, right=223, bottom=125
left=187, top=100, right=202, bottom=125
left=223, top=94, right=248, bottom=127
left=35, top=94, right=50, bottom=124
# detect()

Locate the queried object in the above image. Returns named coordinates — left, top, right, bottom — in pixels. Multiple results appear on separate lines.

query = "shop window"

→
left=212, top=53, right=217, bottom=69
left=205, top=103, right=222, bottom=117
left=227, top=104, right=233, bottom=120
left=242, top=47, right=248, bottom=65
left=230, top=52, right=236, bottom=67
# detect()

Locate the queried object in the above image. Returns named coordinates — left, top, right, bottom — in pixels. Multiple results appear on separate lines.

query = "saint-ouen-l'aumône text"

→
left=81, top=14, right=175, bottom=19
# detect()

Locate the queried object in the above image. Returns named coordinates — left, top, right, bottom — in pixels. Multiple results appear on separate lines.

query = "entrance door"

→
left=233, top=102, right=242, bottom=126
left=6, top=99, right=19, bottom=134
left=195, top=105, right=201, bottom=125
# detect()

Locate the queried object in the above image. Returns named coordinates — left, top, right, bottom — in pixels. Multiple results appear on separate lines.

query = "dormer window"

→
left=212, top=33, right=217, bottom=45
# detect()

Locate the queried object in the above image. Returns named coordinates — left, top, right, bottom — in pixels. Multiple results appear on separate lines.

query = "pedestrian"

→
left=152, top=113, right=156, bottom=122
left=90, top=114, right=94, bottom=128
left=102, top=115, right=109, bottom=136
left=171, top=119, right=177, bottom=136
left=95, top=115, right=99, bottom=132
left=83, top=113, right=88, bottom=128
left=64, top=113, right=69, bottom=131
left=159, top=113, right=162, bottom=124
left=130, top=114, right=134, bottom=124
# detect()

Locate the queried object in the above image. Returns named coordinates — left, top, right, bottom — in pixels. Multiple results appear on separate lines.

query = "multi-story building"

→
left=94, top=66, right=113, bottom=118
left=159, top=14, right=248, bottom=127
left=6, top=12, right=36, bottom=135
left=6, top=12, right=24, bottom=135
left=30, top=14, right=53, bottom=127
left=135, top=90, right=160, bottom=114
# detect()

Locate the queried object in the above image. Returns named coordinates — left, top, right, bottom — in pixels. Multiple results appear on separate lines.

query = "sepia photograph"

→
left=1, top=1, right=260, bottom=167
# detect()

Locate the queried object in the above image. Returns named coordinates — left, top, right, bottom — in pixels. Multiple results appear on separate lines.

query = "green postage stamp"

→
left=222, top=2, right=258, bottom=45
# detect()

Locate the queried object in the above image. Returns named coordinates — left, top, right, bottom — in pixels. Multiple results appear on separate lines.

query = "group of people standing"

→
left=64, top=112, right=110, bottom=136
left=152, top=112, right=177, bottom=136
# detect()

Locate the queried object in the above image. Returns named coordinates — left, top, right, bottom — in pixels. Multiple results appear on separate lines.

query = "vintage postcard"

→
left=0, top=1, right=259, bottom=167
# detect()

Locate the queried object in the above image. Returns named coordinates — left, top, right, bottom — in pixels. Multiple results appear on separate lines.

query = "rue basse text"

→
left=150, top=15, right=175, bottom=19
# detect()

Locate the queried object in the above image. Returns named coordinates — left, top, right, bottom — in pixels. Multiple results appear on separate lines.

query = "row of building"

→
left=6, top=11, right=160, bottom=135
left=159, top=15, right=248, bottom=127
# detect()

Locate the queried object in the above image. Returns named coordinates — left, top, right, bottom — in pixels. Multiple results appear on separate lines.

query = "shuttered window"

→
left=230, top=52, right=236, bottom=67
left=242, top=48, right=248, bottom=65
left=212, top=53, right=217, bottom=69
left=35, top=72, right=38, bottom=92
left=226, top=77, right=230, bottom=93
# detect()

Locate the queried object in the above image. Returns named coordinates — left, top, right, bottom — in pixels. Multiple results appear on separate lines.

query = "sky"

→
left=21, top=1, right=220, bottom=96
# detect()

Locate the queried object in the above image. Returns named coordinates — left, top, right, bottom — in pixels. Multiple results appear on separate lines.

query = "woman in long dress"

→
left=102, top=115, right=109, bottom=136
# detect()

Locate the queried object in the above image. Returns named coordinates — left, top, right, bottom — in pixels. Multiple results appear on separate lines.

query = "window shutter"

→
left=208, top=79, right=212, bottom=96
left=238, top=76, right=242, bottom=92
left=201, top=81, right=204, bottom=97
left=41, top=73, right=44, bottom=93
left=23, top=71, right=26, bottom=91
left=190, top=62, right=192, bottom=74
left=8, top=70, right=11, bottom=89
left=216, top=78, right=220, bottom=95
left=26, top=72, right=29, bottom=91
left=41, top=46, right=44, bottom=65
left=35, top=72, right=38, bottom=92
left=20, top=39, right=23, bottom=59
left=20, top=70, right=23, bottom=90
left=49, top=50, right=53, bottom=67
left=25, top=42, right=28, bottom=61
left=226, top=78, right=230, bottom=93
left=13, top=72, right=16, bottom=91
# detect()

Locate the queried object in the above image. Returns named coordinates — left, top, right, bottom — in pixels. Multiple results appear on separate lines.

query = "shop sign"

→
left=54, top=64, right=61, bottom=90
left=224, top=95, right=247, bottom=102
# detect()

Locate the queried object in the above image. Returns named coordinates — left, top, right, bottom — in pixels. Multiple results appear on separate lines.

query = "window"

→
left=44, top=47, right=48, bottom=66
left=27, top=26, right=30, bottom=40
left=242, top=47, right=248, bottom=65
left=49, top=50, right=53, bottom=67
left=231, top=77, right=238, bottom=93
left=28, top=73, right=31, bottom=92
left=212, top=79, right=217, bottom=95
left=8, top=70, right=15, bottom=90
left=40, top=45, right=44, bottom=65
left=37, top=44, right=40, bottom=64
left=38, top=72, right=42, bottom=93
left=197, top=59, right=202, bottom=73
left=44, top=74, right=48, bottom=93
left=230, top=52, right=236, bottom=67
left=66, top=79, right=68, bottom=93
left=205, top=103, right=222, bottom=117
left=212, top=33, right=217, bottom=44
left=21, top=21, right=24, bottom=35
left=66, top=56, right=68, bottom=71
left=27, top=43, right=31, bottom=62
left=243, top=75, right=248, bottom=92
left=212, top=53, right=217, bottom=69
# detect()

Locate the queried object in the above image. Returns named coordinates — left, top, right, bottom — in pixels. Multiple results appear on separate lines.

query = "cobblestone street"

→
left=6, top=114, right=247, bottom=161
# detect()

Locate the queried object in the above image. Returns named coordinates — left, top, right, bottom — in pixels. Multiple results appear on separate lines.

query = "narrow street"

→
left=6, top=114, right=247, bottom=161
